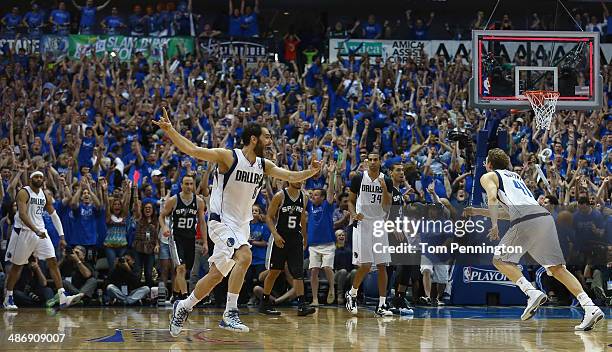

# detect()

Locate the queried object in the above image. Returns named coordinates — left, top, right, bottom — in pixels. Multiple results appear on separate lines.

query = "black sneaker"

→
left=259, top=301, right=281, bottom=315
left=297, top=304, right=315, bottom=316
left=419, top=296, right=432, bottom=305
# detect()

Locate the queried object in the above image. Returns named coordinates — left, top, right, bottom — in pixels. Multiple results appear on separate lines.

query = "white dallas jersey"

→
left=14, top=186, right=47, bottom=232
left=210, top=149, right=265, bottom=227
left=353, top=171, right=389, bottom=220
left=494, top=170, right=544, bottom=220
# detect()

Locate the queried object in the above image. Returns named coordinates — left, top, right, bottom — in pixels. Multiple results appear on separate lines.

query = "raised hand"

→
left=310, top=155, right=322, bottom=173
left=152, top=107, right=173, bottom=131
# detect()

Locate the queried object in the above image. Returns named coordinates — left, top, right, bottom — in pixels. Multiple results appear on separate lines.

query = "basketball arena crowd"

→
left=0, top=1, right=610, bottom=311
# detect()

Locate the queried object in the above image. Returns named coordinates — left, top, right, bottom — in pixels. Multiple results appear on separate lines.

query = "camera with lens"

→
left=65, top=246, right=73, bottom=255
left=448, top=127, right=475, bottom=172
left=448, top=127, right=471, bottom=150
left=118, top=257, right=126, bottom=264
left=194, top=78, right=206, bottom=89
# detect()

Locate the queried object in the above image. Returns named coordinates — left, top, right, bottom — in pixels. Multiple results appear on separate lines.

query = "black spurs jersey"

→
left=171, top=193, right=198, bottom=238
left=388, top=185, right=404, bottom=220
left=276, top=189, right=305, bottom=239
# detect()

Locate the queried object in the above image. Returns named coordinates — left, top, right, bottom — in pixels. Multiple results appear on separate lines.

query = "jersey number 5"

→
left=287, top=216, right=297, bottom=229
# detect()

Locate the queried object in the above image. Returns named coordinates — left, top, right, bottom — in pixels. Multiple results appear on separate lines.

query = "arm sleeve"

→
left=50, top=211, right=65, bottom=238
left=349, top=173, right=362, bottom=195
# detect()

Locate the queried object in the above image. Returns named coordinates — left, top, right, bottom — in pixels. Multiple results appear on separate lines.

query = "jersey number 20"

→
left=178, top=217, right=195, bottom=229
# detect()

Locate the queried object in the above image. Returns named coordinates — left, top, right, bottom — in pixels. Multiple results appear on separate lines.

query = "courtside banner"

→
left=329, top=38, right=612, bottom=65
left=50, top=35, right=195, bottom=62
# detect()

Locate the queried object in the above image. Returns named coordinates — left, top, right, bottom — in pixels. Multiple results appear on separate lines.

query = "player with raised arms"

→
left=464, top=148, right=604, bottom=331
left=153, top=107, right=321, bottom=335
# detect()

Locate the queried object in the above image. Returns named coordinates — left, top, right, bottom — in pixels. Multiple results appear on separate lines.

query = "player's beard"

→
left=31, top=179, right=43, bottom=189
left=254, top=139, right=265, bottom=157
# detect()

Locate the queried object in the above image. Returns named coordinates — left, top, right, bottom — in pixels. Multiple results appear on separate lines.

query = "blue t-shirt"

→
left=104, top=16, right=124, bottom=31
left=241, top=13, right=258, bottom=37
left=50, top=9, right=70, bottom=26
left=80, top=6, right=97, bottom=28
left=305, top=63, right=321, bottom=88
left=2, top=14, right=21, bottom=28
left=24, top=11, right=44, bottom=28
left=307, top=200, right=335, bottom=245
left=69, top=204, right=99, bottom=246
left=249, top=221, right=270, bottom=265
left=363, top=23, right=382, bottom=39
left=229, top=15, right=242, bottom=37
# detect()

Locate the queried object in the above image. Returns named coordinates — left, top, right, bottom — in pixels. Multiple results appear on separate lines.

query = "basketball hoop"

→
left=524, top=90, right=560, bottom=131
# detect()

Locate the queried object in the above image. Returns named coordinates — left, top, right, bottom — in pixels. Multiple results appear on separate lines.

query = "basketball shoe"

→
left=219, top=310, right=249, bottom=332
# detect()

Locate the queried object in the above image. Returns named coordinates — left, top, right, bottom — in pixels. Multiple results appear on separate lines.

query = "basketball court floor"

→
left=0, top=305, right=609, bottom=351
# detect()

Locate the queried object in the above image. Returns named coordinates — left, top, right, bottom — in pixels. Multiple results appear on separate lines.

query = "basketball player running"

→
left=345, top=152, right=393, bottom=316
left=464, top=148, right=604, bottom=331
left=260, top=181, right=315, bottom=317
left=153, top=108, right=321, bottom=335
left=3, top=171, right=83, bottom=309
left=159, top=175, right=206, bottom=301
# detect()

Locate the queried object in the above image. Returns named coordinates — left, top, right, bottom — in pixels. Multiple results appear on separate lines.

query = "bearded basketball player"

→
left=153, top=108, right=321, bottom=335
left=3, top=171, right=83, bottom=310
left=464, top=148, right=604, bottom=331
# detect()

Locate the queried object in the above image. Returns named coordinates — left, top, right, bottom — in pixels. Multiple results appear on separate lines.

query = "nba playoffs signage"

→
left=462, top=266, right=517, bottom=287
left=451, top=265, right=529, bottom=305
left=199, top=39, right=267, bottom=64
left=330, top=38, right=612, bottom=65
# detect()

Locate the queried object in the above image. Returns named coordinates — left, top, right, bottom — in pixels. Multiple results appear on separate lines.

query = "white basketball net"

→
left=524, top=90, right=560, bottom=131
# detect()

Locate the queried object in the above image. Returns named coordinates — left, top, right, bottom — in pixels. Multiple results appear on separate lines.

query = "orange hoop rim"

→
left=524, top=90, right=560, bottom=106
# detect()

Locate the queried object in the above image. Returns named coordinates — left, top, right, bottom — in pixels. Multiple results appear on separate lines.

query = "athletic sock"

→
left=349, top=287, right=358, bottom=297
left=515, top=277, right=535, bottom=295
left=395, top=291, right=405, bottom=298
left=576, top=292, right=594, bottom=308
left=262, top=294, right=270, bottom=304
left=378, top=296, right=386, bottom=308
left=226, top=292, right=239, bottom=312
left=6, top=290, right=13, bottom=298
left=296, top=295, right=304, bottom=305
left=183, top=292, right=200, bottom=310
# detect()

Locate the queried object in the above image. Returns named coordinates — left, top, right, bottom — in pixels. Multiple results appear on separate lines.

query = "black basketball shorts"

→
left=266, top=233, right=305, bottom=280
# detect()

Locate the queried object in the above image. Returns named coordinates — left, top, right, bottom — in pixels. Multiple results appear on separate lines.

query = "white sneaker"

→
left=521, top=290, right=547, bottom=321
left=345, top=292, right=357, bottom=315
left=375, top=304, right=393, bottom=317
left=3, top=295, right=17, bottom=310
left=219, top=310, right=249, bottom=332
left=574, top=306, right=605, bottom=331
left=169, top=300, right=192, bottom=337
left=59, top=292, right=84, bottom=308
